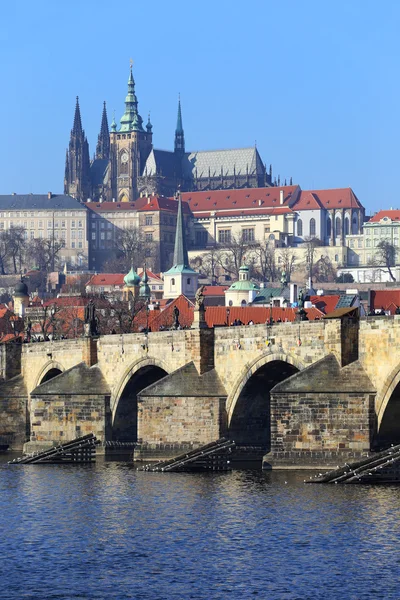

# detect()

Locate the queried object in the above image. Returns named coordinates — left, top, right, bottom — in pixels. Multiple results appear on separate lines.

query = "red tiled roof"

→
left=181, top=186, right=300, bottom=213
left=292, top=192, right=324, bottom=211
left=86, top=274, right=125, bottom=287
left=310, top=295, right=340, bottom=314
left=296, top=188, right=362, bottom=210
left=137, top=269, right=163, bottom=282
left=370, top=290, right=400, bottom=311
left=194, top=207, right=294, bottom=219
left=368, top=210, right=400, bottom=223
left=202, top=286, right=229, bottom=296
left=136, top=196, right=191, bottom=214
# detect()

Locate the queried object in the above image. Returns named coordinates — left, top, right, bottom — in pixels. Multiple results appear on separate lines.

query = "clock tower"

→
left=109, top=65, right=153, bottom=202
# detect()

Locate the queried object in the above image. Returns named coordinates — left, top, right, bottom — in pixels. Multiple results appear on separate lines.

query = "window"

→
left=264, top=224, right=270, bottom=235
left=297, top=219, right=303, bottom=236
left=171, top=278, right=175, bottom=287
left=100, top=222, right=105, bottom=229
left=365, top=228, right=371, bottom=235
left=78, top=241, right=83, bottom=248
left=71, top=220, right=75, bottom=228
left=91, top=222, right=96, bottom=229
left=395, top=239, right=399, bottom=246
left=195, top=230, right=208, bottom=246
left=100, top=232, right=105, bottom=240
left=366, top=239, right=371, bottom=248
left=92, top=232, right=96, bottom=240
left=241, top=299, right=247, bottom=307
left=145, top=233, right=153, bottom=242
left=334, top=254, right=339, bottom=262
left=30, top=231, right=34, bottom=239
left=71, top=241, right=75, bottom=248
left=145, top=216, right=153, bottom=226
left=78, top=220, right=83, bottom=228
left=374, top=240, right=378, bottom=247
left=71, top=231, right=76, bottom=239
left=107, top=222, right=112, bottom=229
left=327, top=217, right=331, bottom=237
left=145, top=248, right=151, bottom=257
left=23, top=231, right=28, bottom=240
left=374, top=228, right=378, bottom=235
left=38, top=231, right=43, bottom=239
left=78, top=230, right=83, bottom=239
left=61, top=231, right=66, bottom=239
left=47, top=220, right=52, bottom=229
left=38, top=221, right=43, bottom=229
left=30, top=221, right=34, bottom=229
left=350, top=240, right=355, bottom=248
left=310, top=218, right=316, bottom=237
left=54, top=221, right=59, bottom=228
left=0, top=223, right=3, bottom=230
left=344, top=217, right=349, bottom=235
left=107, top=232, right=112, bottom=240
left=242, top=228, right=254, bottom=242
left=218, top=229, right=231, bottom=244
left=358, top=239, right=362, bottom=248
left=335, top=217, right=341, bottom=237
left=187, top=278, right=191, bottom=285
left=54, top=231, right=59, bottom=239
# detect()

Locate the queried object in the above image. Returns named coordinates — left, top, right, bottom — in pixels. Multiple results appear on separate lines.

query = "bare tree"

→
left=313, top=256, right=337, bottom=282
left=215, top=234, right=257, bottom=280
left=28, top=237, right=65, bottom=272
left=114, top=226, right=157, bottom=271
left=376, top=240, right=397, bottom=281
left=278, top=247, right=297, bottom=281
left=0, top=231, right=12, bottom=274
left=303, top=237, right=322, bottom=283
left=190, top=246, right=222, bottom=283
left=8, top=226, right=26, bottom=274
left=253, top=242, right=277, bottom=282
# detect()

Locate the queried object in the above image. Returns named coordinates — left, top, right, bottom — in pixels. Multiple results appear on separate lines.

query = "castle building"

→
left=64, top=66, right=272, bottom=203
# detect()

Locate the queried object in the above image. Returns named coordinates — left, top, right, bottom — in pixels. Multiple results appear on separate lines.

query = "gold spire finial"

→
left=130, top=58, right=134, bottom=70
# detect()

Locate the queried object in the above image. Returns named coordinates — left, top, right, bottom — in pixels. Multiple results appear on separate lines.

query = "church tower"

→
left=96, top=101, right=110, bottom=160
left=174, top=97, right=185, bottom=155
left=64, top=97, right=91, bottom=201
left=163, top=192, right=198, bottom=300
left=109, top=65, right=153, bottom=202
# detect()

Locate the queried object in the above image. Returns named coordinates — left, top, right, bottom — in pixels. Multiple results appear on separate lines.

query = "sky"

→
left=0, top=0, right=398, bottom=214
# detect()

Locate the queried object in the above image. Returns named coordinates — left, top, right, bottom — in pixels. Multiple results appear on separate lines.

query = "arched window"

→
left=187, top=278, right=191, bottom=285
left=352, top=214, right=358, bottom=234
left=335, top=217, right=341, bottom=237
left=335, top=254, right=339, bottom=262
left=344, top=217, right=350, bottom=236
left=327, top=217, right=331, bottom=237
left=297, top=219, right=303, bottom=236
left=171, top=278, right=175, bottom=287
left=229, top=300, right=233, bottom=306
left=310, top=218, right=316, bottom=237
left=241, top=299, right=247, bottom=307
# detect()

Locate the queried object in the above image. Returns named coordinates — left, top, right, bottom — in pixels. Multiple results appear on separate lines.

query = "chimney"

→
left=258, top=199, right=263, bottom=206
left=12, top=192, right=16, bottom=196
left=47, top=192, right=52, bottom=199
left=148, top=197, right=151, bottom=204
left=279, top=190, right=284, bottom=205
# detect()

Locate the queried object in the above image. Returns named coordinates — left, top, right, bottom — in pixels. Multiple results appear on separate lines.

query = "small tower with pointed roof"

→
left=13, top=279, right=29, bottom=317
left=163, top=192, right=199, bottom=299
left=139, top=265, right=151, bottom=300
left=174, top=96, right=185, bottom=155
left=64, top=97, right=91, bottom=201
left=123, top=265, right=141, bottom=300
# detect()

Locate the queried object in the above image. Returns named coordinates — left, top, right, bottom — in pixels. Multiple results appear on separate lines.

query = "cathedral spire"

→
left=174, top=95, right=185, bottom=155
left=120, top=64, right=144, bottom=132
left=72, top=96, right=83, bottom=136
left=96, top=101, right=110, bottom=160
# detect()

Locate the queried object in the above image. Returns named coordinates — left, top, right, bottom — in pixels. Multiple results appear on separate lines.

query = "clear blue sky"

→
left=0, top=0, right=398, bottom=214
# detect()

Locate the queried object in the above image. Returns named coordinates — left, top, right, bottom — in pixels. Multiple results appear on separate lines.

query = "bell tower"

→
left=109, top=64, right=153, bottom=202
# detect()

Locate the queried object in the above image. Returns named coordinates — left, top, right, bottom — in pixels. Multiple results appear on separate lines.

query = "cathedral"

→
left=64, top=67, right=273, bottom=203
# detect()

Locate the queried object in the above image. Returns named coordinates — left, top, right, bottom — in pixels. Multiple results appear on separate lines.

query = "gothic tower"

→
left=95, top=101, right=110, bottom=160
left=109, top=66, right=153, bottom=202
left=64, top=97, right=91, bottom=201
left=174, top=97, right=185, bottom=155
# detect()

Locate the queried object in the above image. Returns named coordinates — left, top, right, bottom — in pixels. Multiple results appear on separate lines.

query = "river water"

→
left=1, top=454, right=400, bottom=600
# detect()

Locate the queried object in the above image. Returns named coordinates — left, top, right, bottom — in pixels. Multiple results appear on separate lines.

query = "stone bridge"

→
left=1, top=315, right=400, bottom=467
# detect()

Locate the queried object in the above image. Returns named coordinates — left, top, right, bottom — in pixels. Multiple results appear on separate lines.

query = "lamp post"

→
left=226, top=307, right=230, bottom=326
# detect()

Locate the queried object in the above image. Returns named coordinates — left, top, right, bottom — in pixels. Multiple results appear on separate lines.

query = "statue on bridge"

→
left=84, top=299, right=98, bottom=337
left=297, top=288, right=308, bottom=322
left=195, top=285, right=205, bottom=312
left=173, top=306, right=180, bottom=330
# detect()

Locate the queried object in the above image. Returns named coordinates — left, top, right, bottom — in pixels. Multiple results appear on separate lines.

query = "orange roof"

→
left=194, top=207, right=293, bottom=219
left=293, top=191, right=323, bottom=211
left=310, top=294, right=340, bottom=314
left=295, top=188, right=362, bottom=210
left=202, top=286, right=229, bottom=296
left=86, top=274, right=125, bottom=287
left=137, top=268, right=163, bottom=282
left=136, top=196, right=191, bottom=214
left=370, top=290, right=400, bottom=311
left=181, top=186, right=300, bottom=213
left=368, top=210, right=400, bottom=223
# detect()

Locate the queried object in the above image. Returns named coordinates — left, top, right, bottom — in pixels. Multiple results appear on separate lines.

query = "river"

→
left=1, top=454, right=399, bottom=600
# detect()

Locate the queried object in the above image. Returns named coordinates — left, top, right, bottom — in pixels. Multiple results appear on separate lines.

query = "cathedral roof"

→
left=90, top=159, right=109, bottom=187
left=182, top=147, right=264, bottom=179
left=181, top=186, right=300, bottom=213
left=293, top=188, right=362, bottom=211
left=0, top=195, right=85, bottom=210
left=142, top=149, right=179, bottom=177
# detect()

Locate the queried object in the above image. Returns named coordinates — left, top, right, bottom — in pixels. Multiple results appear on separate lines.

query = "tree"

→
left=335, top=272, right=354, bottom=284
left=376, top=240, right=397, bottom=282
left=8, top=226, right=26, bottom=274
left=114, top=226, right=157, bottom=271
left=253, top=242, right=277, bottom=282
left=313, top=256, right=337, bottom=282
left=214, top=234, right=257, bottom=280
left=0, top=231, right=12, bottom=274
left=28, top=237, right=65, bottom=272
left=278, top=247, right=297, bottom=281
left=303, top=237, right=322, bottom=283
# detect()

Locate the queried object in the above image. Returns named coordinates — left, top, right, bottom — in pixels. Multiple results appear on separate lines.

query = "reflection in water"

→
left=1, top=456, right=400, bottom=599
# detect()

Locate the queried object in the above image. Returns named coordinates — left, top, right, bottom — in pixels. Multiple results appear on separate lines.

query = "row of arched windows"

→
left=297, top=214, right=359, bottom=238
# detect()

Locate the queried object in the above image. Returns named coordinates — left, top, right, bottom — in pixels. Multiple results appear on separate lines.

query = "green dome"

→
left=124, top=267, right=141, bottom=287
left=228, top=280, right=259, bottom=292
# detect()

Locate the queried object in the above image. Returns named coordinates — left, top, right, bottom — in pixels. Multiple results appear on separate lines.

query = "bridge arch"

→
left=33, top=360, right=65, bottom=390
left=226, top=352, right=303, bottom=451
left=376, top=364, right=400, bottom=445
left=111, top=357, right=169, bottom=442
